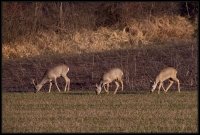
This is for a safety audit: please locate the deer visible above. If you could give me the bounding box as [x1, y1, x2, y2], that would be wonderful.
[32, 64, 70, 93]
[95, 68, 124, 95]
[150, 67, 180, 94]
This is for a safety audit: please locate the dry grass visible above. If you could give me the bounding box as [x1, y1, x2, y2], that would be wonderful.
[126, 15, 195, 43]
[2, 15, 196, 60]
[2, 90, 197, 133]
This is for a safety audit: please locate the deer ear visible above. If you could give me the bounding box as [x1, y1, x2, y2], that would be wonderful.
[96, 84, 98, 87]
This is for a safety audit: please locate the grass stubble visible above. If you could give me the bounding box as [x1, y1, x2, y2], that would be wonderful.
[2, 90, 197, 133]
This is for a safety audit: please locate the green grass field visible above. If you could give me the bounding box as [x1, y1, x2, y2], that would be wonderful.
[2, 90, 198, 133]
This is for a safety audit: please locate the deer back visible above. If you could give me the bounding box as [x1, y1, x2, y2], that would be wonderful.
[103, 68, 123, 81]
[156, 67, 177, 82]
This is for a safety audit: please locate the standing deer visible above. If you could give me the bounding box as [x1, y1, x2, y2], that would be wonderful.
[151, 67, 180, 94]
[96, 68, 124, 95]
[32, 64, 70, 93]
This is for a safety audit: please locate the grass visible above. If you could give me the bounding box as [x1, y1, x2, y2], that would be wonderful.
[2, 90, 198, 133]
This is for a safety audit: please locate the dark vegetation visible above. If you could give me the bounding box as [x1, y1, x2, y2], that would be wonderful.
[2, 43, 197, 92]
[2, 2, 198, 42]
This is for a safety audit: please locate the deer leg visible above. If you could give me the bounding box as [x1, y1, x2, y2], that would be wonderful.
[54, 78, 61, 92]
[48, 81, 52, 93]
[158, 82, 163, 94]
[119, 79, 123, 91]
[103, 84, 106, 91]
[62, 76, 70, 92]
[106, 83, 110, 92]
[62, 76, 67, 92]
[161, 82, 166, 92]
[165, 80, 174, 93]
[114, 81, 120, 94]
[67, 79, 70, 92]
[103, 81, 109, 94]
[161, 84, 166, 92]
[172, 77, 180, 93]
[103, 84, 109, 94]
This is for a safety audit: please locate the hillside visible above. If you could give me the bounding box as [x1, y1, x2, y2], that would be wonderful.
[2, 2, 198, 92]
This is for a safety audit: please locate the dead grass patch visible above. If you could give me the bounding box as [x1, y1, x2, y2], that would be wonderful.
[2, 15, 196, 60]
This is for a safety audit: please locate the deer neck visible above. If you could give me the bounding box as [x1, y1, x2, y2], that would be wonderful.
[155, 77, 160, 84]
[39, 77, 48, 86]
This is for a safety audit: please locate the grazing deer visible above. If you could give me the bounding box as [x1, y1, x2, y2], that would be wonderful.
[96, 68, 124, 95]
[32, 64, 70, 93]
[151, 67, 180, 94]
